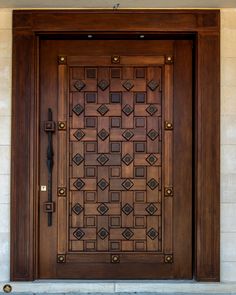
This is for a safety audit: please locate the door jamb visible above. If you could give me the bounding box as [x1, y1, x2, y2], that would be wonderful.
[11, 9, 220, 281]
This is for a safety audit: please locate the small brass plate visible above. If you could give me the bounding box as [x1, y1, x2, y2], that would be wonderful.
[3, 284, 12, 293]
[58, 187, 66, 196]
[57, 254, 66, 263]
[58, 55, 67, 65]
[58, 121, 66, 130]
[165, 254, 173, 264]
[165, 187, 173, 196]
[111, 55, 120, 64]
[164, 121, 173, 130]
[111, 254, 120, 263]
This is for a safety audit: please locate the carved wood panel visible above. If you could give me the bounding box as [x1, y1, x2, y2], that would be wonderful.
[57, 55, 173, 264]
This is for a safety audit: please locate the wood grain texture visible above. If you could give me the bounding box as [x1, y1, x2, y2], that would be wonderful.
[11, 10, 220, 281]
[195, 32, 220, 282]
[11, 30, 36, 281]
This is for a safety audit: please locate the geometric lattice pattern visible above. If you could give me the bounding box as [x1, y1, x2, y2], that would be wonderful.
[69, 65, 162, 253]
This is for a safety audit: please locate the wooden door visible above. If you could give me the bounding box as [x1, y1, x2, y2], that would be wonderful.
[39, 39, 192, 279]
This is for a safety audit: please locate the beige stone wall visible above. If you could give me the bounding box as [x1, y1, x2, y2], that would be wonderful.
[0, 7, 236, 289]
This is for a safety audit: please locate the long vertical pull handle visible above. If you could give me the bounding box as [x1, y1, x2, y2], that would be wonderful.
[44, 108, 55, 226]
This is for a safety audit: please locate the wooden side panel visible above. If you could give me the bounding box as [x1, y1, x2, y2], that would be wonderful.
[195, 32, 220, 282]
[11, 31, 36, 281]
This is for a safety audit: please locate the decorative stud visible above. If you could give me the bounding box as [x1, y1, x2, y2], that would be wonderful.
[165, 254, 173, 263]
[58, 187, 66, 196]
[72, 104, 84, 116]
[72, 203, 83, 215]
[122, 203, 134, 215]
[146, 104, 158, 116]
[122, 153, 133, 166]
[72, 153, 84, 166]
[165, 187, 173, 196]
[147, 129, 159, 141]
[97, 154, 109, 166]
[73, 228, 85, 240]
[97, 178, 109, 190]
[73, 178, 85, 190]
[122, 228, 134, 240]
[146, 154, 158, 165]
[122, 179, 134, 190]
[145, 203, 157, 215]
[147, 80, 159, 91]
[165, 121, 173, 130]
[44, 121, 55, 132]
[165, 55, 174, 64]
[98, 227, 109, 239]
[112, 55, 120, 64]
[122, 130, 134, 141]
[3, 284, 12, 293]
[57, 254, 66, 263]
[74, 80, 86, 91]
[98, 129, 109, 141]
[97, 104, 109, 116]
[74, 129, 85, 141]
[147, 228, 159, 240]
[122, 80, 134, 91]
[98, 79, 110, 91]
[58, 55, 67, 64]
[97, 203, 109, 215]
[43, 202, 55, 213]
[147, 178, 159, 190]
[111, 254, 120, 263]
[122, 104, 133, 116]
[58, 121, 66, 130]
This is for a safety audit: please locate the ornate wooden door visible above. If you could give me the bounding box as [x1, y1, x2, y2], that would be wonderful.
[39, 39, 192, 279]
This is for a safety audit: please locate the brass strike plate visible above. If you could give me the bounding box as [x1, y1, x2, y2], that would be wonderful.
[164, 121, 173, 130]
[58, 187, 66, 196]
[111, 254, 120, 263]
[165, 254, 173, 264]
[57, 254, 66, 263]
[58, 121, 66, 130]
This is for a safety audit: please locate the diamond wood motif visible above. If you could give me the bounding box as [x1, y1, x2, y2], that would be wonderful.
[147, 228, 159, 240]
[97, 104, 109, 116]
[72, 203, 84, 215]
[147, 80, 159, 91]
[74, 129, 85, 141]
[122, 154, 133, 166]
[73, 178, 85, 190]
[73, 228, 85, 240]
[98, 79, 110, 91]
[122, 203, 134, 215]
[98, 228, 109, 239]
[97, 178, 109, 190]
[122, 80, 134, 91]
[68, 64, 166, 257]
[147, 129, 159, 141]
[74, 80, 86, 91]
[122, 228, 134, 240]
[97, 203, 109, 215]
[97, 154, 109, 165]
[72, 104, 84, 116]
[72, 153, 84, 166]
[146, 105, 157, 116]
[122, 130, 134, 141]
[98, 129, 109, 141]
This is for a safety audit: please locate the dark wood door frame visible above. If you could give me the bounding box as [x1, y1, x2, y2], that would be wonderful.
[11, 9, 220, 281]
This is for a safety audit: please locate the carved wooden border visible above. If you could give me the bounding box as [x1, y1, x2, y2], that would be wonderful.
[11, 10, 220, 281]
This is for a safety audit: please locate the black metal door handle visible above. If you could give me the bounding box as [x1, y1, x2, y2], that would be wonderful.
[44, 108, 55, 226]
